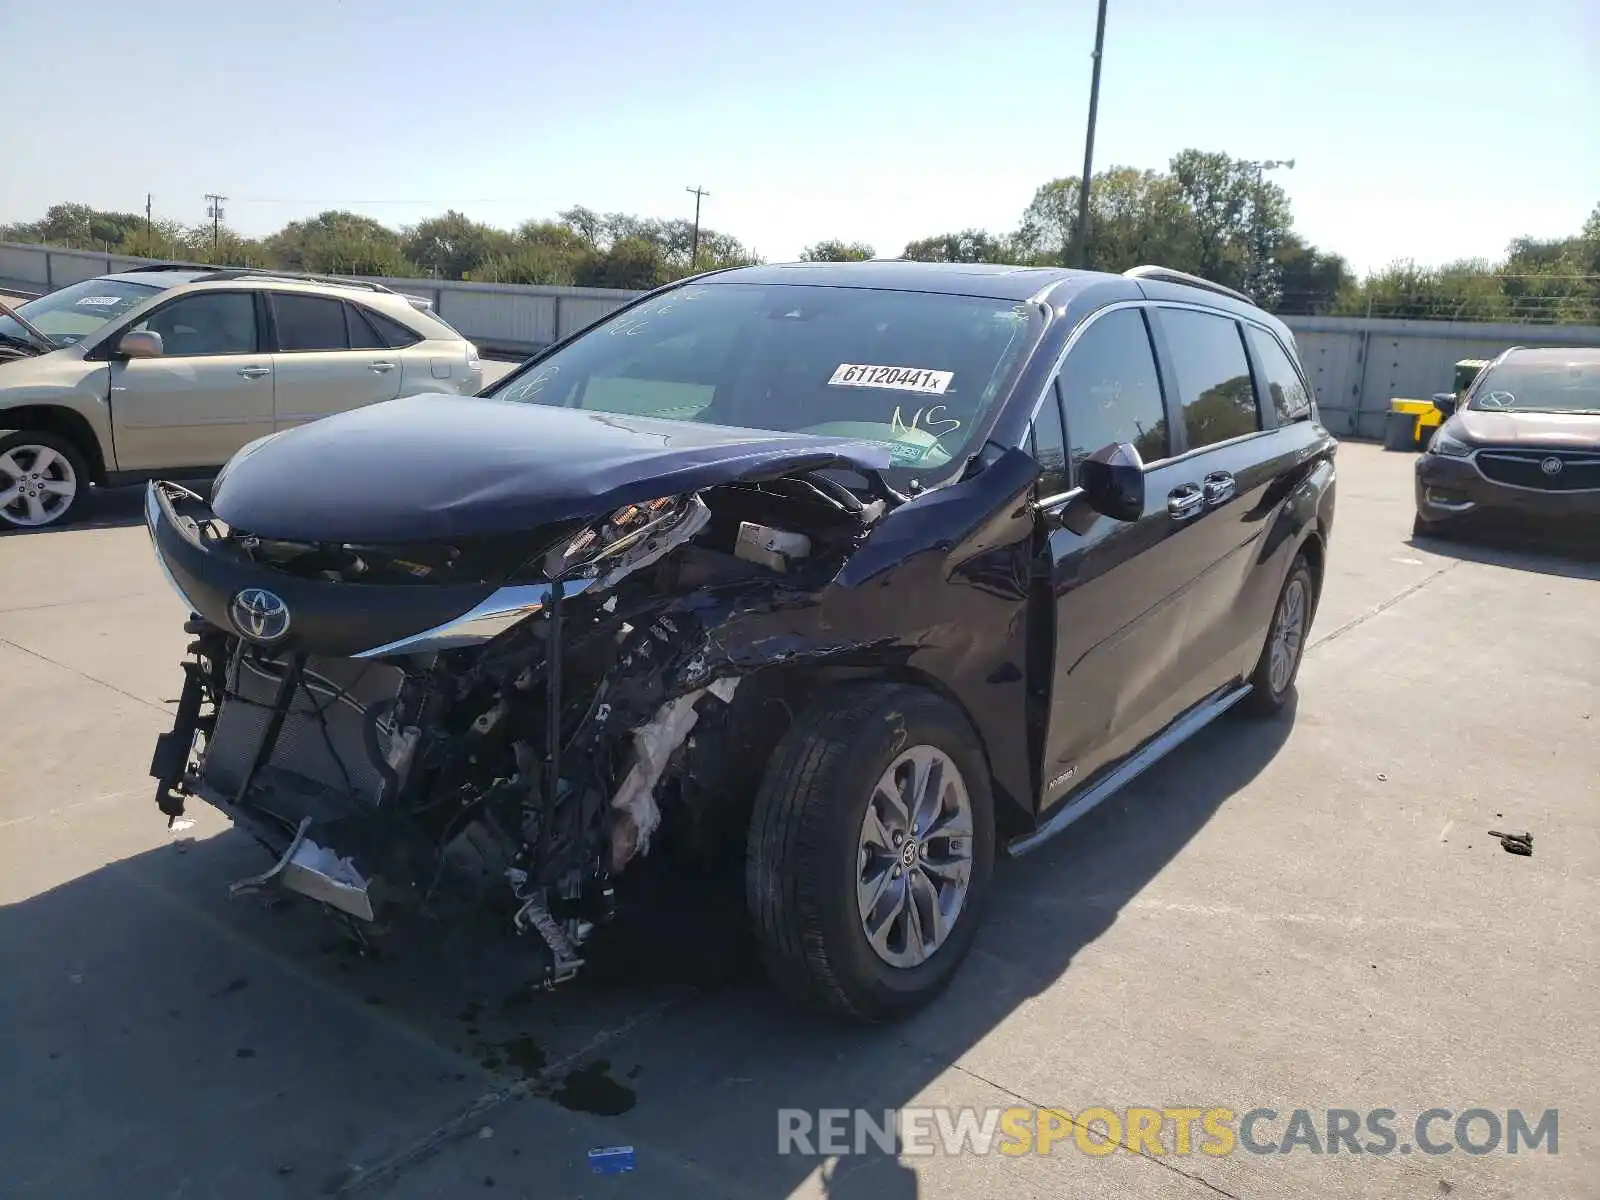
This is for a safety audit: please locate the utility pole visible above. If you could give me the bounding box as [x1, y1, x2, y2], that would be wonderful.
[204, 193, 227, 252]
[685, 186, 709, 270]
[1071, 0, 1109, 269]
[145, 193, 153, 239]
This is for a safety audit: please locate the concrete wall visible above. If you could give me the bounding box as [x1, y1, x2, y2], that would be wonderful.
[1286, 316, 1600, 439]
[6, 240, 1600, 441]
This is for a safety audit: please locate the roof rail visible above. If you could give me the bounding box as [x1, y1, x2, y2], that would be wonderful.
[116, 262, 396, 294]
[118, 261, 222, 274]
[1122, 265, 1252, 305]
[190, 267, 396, 294]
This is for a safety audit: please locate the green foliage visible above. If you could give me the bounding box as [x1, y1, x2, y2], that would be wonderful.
[267, 210, 415, 277]
[575, 237, 667, 290]
[801, 240, 875, 262]
[901, 229, 1011, 263]
[403, 210, 515, 279]
[4, 189, 1595, 322]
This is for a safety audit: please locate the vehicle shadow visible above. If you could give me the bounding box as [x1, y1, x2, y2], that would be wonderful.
[1408, 532, 1600, 580]
[0, 702, 1296, 1199]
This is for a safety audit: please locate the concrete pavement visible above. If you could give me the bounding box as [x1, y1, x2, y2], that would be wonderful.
[0, 443, 1595, 1199]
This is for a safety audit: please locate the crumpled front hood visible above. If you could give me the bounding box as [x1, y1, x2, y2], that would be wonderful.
[210, 393, 895, 542]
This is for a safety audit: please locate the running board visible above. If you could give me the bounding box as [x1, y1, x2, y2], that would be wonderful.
[1006, 683, 1254, 857]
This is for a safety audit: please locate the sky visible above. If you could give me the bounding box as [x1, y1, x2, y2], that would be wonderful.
[2, 0, 1596, 276]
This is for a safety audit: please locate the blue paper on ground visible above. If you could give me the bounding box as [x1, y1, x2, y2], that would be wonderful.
[588, 1145, 637, 1174]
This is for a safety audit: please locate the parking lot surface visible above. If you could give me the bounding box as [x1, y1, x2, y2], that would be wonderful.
[1, 442, 1596, 1199]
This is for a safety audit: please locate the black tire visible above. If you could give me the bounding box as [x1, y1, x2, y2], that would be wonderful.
[746, 682, 996, 1022]
[0, 429, 91, 531]
[1412, 512, 1452, 542]
[1240, 554, 1316, 718]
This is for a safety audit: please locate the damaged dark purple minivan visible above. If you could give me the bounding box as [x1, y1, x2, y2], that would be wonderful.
[144, 262, 1336, 1021]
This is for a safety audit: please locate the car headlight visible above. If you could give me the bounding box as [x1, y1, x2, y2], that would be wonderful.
[1427, 430, 1473, 458]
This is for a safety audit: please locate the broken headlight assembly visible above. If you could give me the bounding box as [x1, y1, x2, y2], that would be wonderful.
[542, 495, 712, 585]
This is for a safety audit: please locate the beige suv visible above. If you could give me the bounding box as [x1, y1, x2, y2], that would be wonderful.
[0, 266, 483, 529]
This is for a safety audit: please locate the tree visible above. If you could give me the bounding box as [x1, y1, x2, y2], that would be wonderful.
[266, 210, 412, 276]
[901, 229, 1012, 263]
[1274, 236, 1351, 316]
[1168, 150, 1258, 288]
[800, 240, 875, 262]
[3, 203, 147, 250]
[575, 236, 665, 290]
[403, 210, 514, 279]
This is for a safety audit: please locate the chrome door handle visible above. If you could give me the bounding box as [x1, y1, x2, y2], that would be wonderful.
[369, 361, 396, 373]
[1202, 471, 1237, 505]
[1167, 485, 1204, 521]
[238, 366, 271, 379]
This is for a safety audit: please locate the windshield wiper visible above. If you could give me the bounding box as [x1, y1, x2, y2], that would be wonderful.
[0, 331, 44, 356]
[0, 297, 58, 352]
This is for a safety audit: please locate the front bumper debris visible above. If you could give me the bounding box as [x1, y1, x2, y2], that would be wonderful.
[228, 817, 375, 921]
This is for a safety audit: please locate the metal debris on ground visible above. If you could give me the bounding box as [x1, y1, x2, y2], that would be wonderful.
[1487, 830, 1533, 856]
[587, 1146, 637, 1175]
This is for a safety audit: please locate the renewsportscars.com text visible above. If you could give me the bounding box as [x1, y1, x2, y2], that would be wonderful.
[778, 1106, 1559, 1158]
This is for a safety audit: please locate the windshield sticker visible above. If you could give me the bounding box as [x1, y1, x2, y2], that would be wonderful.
[1479, 390, 1516, 409]
[828, 364, 953, 395]
[74, 295, 124, 308]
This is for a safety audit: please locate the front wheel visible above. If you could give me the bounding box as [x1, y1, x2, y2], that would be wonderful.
[746, 683, 995, 1022]
[1241, 554, 1316, 718]
[0, 430, 90, 531]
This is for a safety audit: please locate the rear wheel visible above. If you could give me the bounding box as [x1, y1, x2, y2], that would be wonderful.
[1241, 555, 1315, 717]
[746, 682, 995, 1022]
[0, 431, 89, 530]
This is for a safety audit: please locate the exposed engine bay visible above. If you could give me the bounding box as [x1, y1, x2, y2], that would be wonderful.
[147, 469, 908, 989]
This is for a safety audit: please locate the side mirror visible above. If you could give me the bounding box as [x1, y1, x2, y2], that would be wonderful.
[1078, 441, 1146, 522]
[1430, 392, 1457, 417]
[117, 330, 164, 359]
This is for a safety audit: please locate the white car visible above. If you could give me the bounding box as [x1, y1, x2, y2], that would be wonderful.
[0, 266, 484, 529]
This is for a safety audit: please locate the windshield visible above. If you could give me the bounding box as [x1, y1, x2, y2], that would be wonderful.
[483, 282, 1041, 484]
[1468, 355, 1600, 414]
[0, 278, 161, 347]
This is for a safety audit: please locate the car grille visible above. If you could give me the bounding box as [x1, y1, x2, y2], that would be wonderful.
[1476, 450, 1600, 492]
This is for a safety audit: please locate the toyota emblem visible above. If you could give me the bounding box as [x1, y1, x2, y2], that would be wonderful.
[230, 587, 291, 642]
[1539, 456, 1564, 476]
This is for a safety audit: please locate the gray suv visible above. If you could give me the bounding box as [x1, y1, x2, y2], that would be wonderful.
[0, 266, 483, 529]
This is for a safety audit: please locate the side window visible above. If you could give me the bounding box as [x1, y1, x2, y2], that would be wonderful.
[1057, 307, 1170, 471]
[1159, 308, 1261, 449]
[1030, 391, 1068, 496]
[362, 307, 424, 349]
[132, 292, 258, 357]
[273, 294, 350, 352]
[1245, 326, 1312, 424]
[345, 303, 388, 350]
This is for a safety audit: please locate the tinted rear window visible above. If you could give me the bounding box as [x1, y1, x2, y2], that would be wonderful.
[1245, 325, 1312, 424]
[1159, 308, 1261, 449]
[273, 293, 349, 351]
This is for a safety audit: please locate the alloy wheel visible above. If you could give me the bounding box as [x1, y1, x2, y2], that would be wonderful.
[1268, 576, 1308, 694]
[856, 745, 974, 969]
[0, 444, 78, 528]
